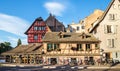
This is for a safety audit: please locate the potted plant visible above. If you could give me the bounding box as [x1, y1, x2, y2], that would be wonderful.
[56, 48, 61, 51]
[87, 49, 92, 51]
[95, 47, 99, 50]
[47, 48, 53, 52]
[78, 48, 84, 51]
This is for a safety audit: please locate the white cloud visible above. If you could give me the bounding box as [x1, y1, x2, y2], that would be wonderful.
[44, 2, 66, 16]
[7, 36, 28, 47]
[0, 13, 30, 37]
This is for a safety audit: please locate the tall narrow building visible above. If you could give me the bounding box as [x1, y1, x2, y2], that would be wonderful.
[25, 17, 47, 43]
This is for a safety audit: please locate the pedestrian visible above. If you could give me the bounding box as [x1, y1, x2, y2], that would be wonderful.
[97, 58, 101, 66]
[79, 58, 82, 65]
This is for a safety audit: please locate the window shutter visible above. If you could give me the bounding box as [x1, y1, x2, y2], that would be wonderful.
[112, 39, 114, 48]
[114, 25, 117, 34]
[104, 25, 107, 34]
[111, 25, 114, 33]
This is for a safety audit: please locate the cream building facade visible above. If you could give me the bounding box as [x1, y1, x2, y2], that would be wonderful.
[89, 0, 120, 61]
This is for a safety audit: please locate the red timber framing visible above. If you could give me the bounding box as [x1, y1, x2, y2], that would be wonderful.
[25, 17, 47, 43]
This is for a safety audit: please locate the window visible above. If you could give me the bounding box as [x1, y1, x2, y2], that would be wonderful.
[47, 43, 53, 51]
[38, 26, 45, 30]
[42, 27, 44, 30]
[81, 26, 84, 29]
[107, 25, 112, 33]
[77, 44, 82, 50]
[95, 44, 98, 47]
[107, 39, 114, 48]
[34, 26, 38, 30]
[39, 27, 42, 30]
[47, 43, 59, 51]
[43, 26, 46, 30]
[42, 26, 45, 30]
[116, 52, 118, 58]
[77, 26, 79, 31]
[104, 25, 117, 34]
[109, 14, 115, 20]
[54, 44, 59, 49]
[86, 44, 91, 50]
[34, 35, 38, 40]
[95, 44, 99, 49]
[63, 35, 71, 38]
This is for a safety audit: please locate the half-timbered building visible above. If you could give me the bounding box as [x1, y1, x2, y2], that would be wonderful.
[42, 32, 101, 65]
[25, 17, 47, 43]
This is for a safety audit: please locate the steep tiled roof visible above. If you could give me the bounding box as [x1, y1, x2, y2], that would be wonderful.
[42, 32, 100, 43]
[45, 14, 65, 32]
[84, 9, 104, 32]
[1, 44, 43, 55]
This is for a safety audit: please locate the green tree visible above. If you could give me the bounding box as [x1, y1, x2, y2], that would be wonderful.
[0, 42, 12, 54]
[17, 39, 22, 46]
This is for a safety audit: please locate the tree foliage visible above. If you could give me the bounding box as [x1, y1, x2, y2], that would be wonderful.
[17, 39, 22, 46]
[0, 42, 13, 54]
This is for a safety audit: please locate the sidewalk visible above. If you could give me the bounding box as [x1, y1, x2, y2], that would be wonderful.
[1, 63, 120, 69]
[0, 63, 43, 67]
[87, 64, 120, 69]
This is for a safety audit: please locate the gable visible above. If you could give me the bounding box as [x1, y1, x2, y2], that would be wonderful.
[89, 0, 116, 33]
[25, 17, 46, 34]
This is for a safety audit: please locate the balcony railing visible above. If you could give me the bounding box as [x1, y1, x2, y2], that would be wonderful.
[46, 49, 100, 56]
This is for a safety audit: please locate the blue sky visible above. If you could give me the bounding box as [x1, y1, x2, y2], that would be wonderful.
[0, 0, 111, 47]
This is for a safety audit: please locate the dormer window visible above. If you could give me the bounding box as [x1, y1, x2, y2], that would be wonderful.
[60, 34, 63, 38]
[81, 33, 86, 39]
[63, 35, 71, 38]
[86, 35, 91, 38]
[80, 33, 91, 39]
[82, 35, 85, 39]
[58, 31, 64, 38]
